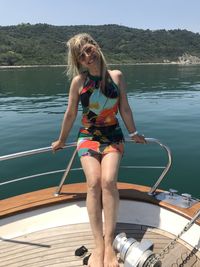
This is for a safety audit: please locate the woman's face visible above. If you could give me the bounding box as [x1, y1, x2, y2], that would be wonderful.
[78, 43, 100, 67]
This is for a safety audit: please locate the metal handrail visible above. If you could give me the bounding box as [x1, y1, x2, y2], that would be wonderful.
[144, 138, 172, 195]
[123, 138, 172, 195]
[0, 138, 172, 197]
[0, 142, 76, 161]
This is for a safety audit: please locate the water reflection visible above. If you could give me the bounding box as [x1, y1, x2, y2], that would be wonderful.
[1, 65, 200, 114]
[0, 95, 65, 113]
[0, 67, 68, 97]
[1, 65, 200, 98]
[115, 64, 200, 93]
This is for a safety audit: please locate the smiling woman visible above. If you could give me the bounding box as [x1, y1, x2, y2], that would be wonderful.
[51, 33, 146, 267]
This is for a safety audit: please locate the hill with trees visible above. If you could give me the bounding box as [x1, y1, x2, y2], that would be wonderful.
[0, 23, 200, 66]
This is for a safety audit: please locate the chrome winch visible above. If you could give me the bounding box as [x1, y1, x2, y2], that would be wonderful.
[113, 233, 161, 267]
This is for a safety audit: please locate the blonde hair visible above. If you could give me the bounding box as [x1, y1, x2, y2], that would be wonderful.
[66, 33, 108, 89]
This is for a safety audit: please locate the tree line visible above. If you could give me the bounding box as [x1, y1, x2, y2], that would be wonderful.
[0, 23, 200, 66]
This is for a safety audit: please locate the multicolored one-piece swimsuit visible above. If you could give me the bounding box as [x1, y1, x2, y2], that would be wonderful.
[77, 72, 124, 157]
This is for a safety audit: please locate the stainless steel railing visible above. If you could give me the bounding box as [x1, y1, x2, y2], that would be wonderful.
[0, 138, 172, 196]
[0, 142, 76, 187]
[142, 138, 172, 195]
[0, 142, 76, 161]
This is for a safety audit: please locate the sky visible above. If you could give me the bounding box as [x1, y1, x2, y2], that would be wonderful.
[0, 0, 200, 33]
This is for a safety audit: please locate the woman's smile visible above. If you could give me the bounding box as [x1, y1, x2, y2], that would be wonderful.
[87, 54, 97, 64]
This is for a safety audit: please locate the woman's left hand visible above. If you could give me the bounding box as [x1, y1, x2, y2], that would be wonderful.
[131, 134, 147, 144]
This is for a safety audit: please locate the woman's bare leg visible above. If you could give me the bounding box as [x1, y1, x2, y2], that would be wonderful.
[80, 155, 104, 267]
[101, 152, 121, 267]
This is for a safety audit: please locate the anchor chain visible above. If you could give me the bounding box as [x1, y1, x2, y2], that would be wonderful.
[146, 209, 200, 267]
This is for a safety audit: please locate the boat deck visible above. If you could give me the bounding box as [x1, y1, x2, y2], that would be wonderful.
[0, 222, 199, 267]
[0, 183, 200, 266]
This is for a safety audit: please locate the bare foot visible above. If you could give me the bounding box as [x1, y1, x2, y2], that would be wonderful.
[88, 247, 104, 267]
[104, 245, 119, 267]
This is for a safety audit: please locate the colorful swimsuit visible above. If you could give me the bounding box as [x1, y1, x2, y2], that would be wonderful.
[77, 72, 124, 157]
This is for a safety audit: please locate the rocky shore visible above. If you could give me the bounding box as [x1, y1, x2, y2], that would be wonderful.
[177, 53, 200, 64]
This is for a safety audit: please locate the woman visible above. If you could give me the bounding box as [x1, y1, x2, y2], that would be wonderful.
[52, 33, 146, 267]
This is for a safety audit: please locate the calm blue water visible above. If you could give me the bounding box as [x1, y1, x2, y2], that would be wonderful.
[0, 65, 200, 199]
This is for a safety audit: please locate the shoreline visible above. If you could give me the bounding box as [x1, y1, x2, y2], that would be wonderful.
[1, 62, 200, 69]
[0, 64, 67, 69]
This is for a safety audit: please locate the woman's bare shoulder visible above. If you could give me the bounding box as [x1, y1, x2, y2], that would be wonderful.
[108, 69, 124, 86]
[70, 73, 86, 93]
[109, 69, 123, 77]
[71, 73, 86, 85]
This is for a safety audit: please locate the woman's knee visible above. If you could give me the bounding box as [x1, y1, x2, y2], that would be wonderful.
[101, 176, 117, 191]
[87, 176, 101, 194]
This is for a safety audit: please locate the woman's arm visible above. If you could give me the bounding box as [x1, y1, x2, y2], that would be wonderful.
[51, 75, 82, 151]
[117, 70, 146, 143]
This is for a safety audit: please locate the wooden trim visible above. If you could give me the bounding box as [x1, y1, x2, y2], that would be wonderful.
[0, 183, 200, 225]
[0, 183, 87, 219]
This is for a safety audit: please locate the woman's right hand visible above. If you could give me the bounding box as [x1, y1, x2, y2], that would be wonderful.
[51, 140, 65, 152]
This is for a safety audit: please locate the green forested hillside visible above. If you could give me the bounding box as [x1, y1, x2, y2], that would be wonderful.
[0, 23, 200, 66]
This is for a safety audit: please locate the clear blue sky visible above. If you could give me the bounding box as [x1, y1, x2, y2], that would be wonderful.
[1, 0, 200, 33]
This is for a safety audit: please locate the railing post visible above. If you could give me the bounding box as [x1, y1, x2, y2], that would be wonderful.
[54, 148, 77, 196]
[125, 138, 172, 196]
[146, 139, 172, 195]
